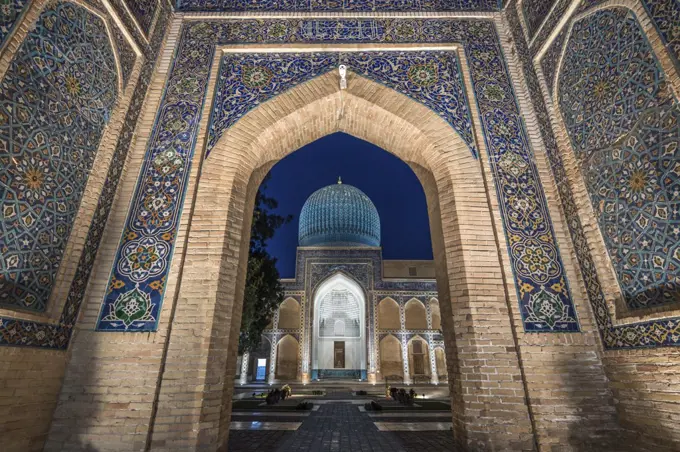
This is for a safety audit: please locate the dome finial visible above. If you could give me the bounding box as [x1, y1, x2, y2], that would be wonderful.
[337, 176, 342, 184]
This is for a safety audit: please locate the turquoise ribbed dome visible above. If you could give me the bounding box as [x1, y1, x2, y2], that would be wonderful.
[299, 180, 380, 247]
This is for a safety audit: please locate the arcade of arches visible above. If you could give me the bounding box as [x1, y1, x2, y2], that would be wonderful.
[1, 0, 680, 451]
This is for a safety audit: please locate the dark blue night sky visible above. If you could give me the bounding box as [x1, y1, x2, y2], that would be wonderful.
[262, 132, 433, 278]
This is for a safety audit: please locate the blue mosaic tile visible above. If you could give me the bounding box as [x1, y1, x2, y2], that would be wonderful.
[507, 2, 680, 347]
[110, 19, 136, 87]
[125, 0, 157, 36]
[640, 0, 680, 71]
[98, 18, 579, 334]
[0, 2, 172, 348]
[529, 0, 571, 53]
[206, 51, 477, 157]
[521, 0, 555, 38]
[539, 27, 565, 96]
[559, 8, 678, 309]
[176, 0, 502, 12]
[0, 1, 118, 312]
[0, 1, 29, 48]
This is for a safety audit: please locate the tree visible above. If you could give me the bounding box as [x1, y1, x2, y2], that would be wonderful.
[238, 174, 292, 354]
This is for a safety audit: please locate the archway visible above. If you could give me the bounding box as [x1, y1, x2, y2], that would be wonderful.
[311, 273, 366, 380]
[378, 297, 400, 329]
[275, 335, 299, 381]
[404, 298, 428, 330]
[154, 70, 531, 449]
[407, 335, 430, 377]
[278, 297, 300, 329]
[379, 334, 404, 380]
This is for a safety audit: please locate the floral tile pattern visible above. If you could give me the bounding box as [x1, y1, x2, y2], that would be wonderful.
[206, 51, 477, 157]
[0, 1, 118, 312]
[97, 18, 579, 334]
[507, 1, 680, 347]
[175, 0, 502, 12]
[110, 20, 136, 88]
[0, 2, 171, 348]
[558, 8, 679, 309]
[539, 27, 565, 95]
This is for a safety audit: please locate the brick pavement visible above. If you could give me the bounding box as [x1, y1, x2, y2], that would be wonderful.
[227, 402, 455, 451]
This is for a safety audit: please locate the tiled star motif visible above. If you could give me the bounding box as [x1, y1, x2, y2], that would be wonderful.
[559, 8, 678, 309]
[507, 1, 680, 348]
[207, 51, 477, 157]
[0, 1, 118, 312]
[559, 8, 674, 160]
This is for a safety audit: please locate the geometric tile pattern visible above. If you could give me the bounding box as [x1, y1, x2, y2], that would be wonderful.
[0, 0, 29, 48]
[558, 8, 678, 310]
[124, 0, 157, 36]
[506, 2, 680, 347]
[175, 0, 502, 12]
[207, 51, 477, 157]
[110, 21, 136, 88]
[98, 18, 579, 333]
[640, 0, 680, 71]
[582, 105, 680, 308]
[0, 2, 171, 348]
[529, 0, 571, 53]
[0, 1, 118, 312]
[558, 8, 673, 159]
[520, 0, 555, 38]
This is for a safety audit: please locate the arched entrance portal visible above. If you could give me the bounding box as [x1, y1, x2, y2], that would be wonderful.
[312, 273, 367, 380]
[152, 69, 534, 450]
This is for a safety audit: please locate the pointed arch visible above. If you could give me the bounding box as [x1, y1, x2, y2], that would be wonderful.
[407, 335, 430, 376]
[378, 297, 400, 330]
[434, 347, 447, 380]
[275, 334, 299, 380]
[404, 298, 428, 330]
[379, 334, 403, 380]
[278, 297, 300, 330]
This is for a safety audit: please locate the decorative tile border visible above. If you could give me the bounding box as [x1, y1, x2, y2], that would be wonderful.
[0, 1, 30, 49]
[175, 0, 502, 12]
[507, 0, 680, 348]
[98, 18, 579, 334]
[0, 2, 171, 349]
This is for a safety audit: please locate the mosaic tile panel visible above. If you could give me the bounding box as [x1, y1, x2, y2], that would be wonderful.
[521, 0, 555, 38]
[175, 0, 502, 12]
[539, 27, 565, 96]
[558, 8, 673, 159]
[0, 2, 171, 348]
[506, 2, 680, 347]
[0, 1, 118, 312]
[125, 0, 157, 36]
[207, 51, 476, 157]
[98, 18, 579, 333]
[0, 0, 29, 48]
[559, 8, 679, 309]
[110, 20, 136, 88]
[529, 0, 571, 52]
[640, 0, 680, 71]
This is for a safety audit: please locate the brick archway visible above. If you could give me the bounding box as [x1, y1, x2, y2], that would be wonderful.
[151, 72, 534, 450]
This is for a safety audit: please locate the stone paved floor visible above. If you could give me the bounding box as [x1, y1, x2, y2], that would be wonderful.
[227, 402, 456, 451]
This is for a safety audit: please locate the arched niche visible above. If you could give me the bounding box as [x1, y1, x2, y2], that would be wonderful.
[278, 297, 300, 329]
[311, 273, 366, 376]
[275, 335, 299, 381]
[434, 347, 447, 380]
[430, 299, 441, 330]
[407, 335, 430, 376]
[378, 297, 400, 330]
[379, 334, 403, 380]
[404, 298, 427, 330]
